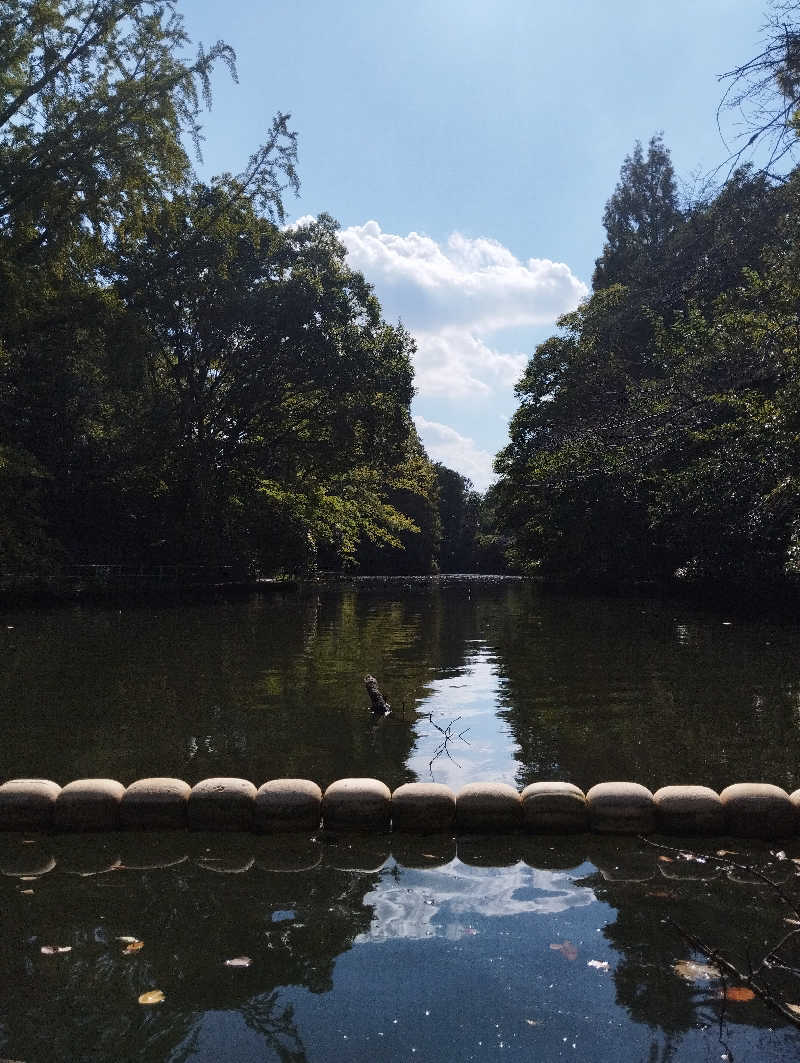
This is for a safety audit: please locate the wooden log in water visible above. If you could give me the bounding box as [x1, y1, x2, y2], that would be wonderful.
[364, 674, 390, 714]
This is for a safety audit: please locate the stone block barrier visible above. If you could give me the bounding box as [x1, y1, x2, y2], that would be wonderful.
[1, 776, 799, 838]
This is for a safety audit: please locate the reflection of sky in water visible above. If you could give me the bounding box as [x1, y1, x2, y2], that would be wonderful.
[408, 644, 522, 786]
[357, 858, 596, 943]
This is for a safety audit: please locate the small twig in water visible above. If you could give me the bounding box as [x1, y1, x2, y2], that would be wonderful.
[639, 836, 800, 1029]
[418, 712, 470, 774]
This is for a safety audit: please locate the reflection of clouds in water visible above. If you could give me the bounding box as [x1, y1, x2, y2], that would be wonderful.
[409, 648, 523, 786]
[357, 859, 595, 943]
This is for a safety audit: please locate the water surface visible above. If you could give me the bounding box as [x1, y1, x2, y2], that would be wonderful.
[3, 579, 800, 1061]
[2, 579, 800, 791]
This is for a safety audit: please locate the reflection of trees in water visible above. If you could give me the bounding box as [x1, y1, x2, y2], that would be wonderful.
[486, 585, 800, 791]
[0, 835, 383, 1063]
[578, 838, 799, 1044]
[0, 581, 520, 789]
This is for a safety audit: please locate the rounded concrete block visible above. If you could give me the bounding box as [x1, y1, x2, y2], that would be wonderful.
[0, 843, 57, 877]
[323, 834, 391, 872]
[121, 778, 191, 830]
[520, 837, 587, 870]
[51, 835, 121, 875]
[117, 833, 188, 869]
[254, 779, 322, 833]
[521, 782, 588, 833]
[255, 836, 322, 872]
[457, 835, 522, 867]
[391, 835, 456, 868]
[595, 851, 657, 882]
[653, 785, 724, 835]
[788, 788, 800, 830]
[455, 783, 522, 832]
[720, 783, 794, 838]
[391, 782, 455, 833]
[53, 779, 125, 831]
[586, 782, 655, 834]
[322, 778, 391, 831]
[0, 779, 61, 831]
[188, 778, 257, 831]
[196, 853, 255, 873]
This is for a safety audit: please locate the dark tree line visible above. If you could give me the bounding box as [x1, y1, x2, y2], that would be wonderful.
[495, 4, 800, 592]
[0, 1, 455, 583]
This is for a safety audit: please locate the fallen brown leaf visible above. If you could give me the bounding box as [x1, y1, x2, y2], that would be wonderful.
[722, 986, 755, 1002]
[549, 940, 578, 961]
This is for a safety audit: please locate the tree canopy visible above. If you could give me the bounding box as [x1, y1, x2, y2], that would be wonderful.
[495, 6, 800, 591]
[0, 1, 440, 583]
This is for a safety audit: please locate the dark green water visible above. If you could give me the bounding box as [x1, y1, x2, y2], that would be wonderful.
[3, 579, 800, 1061]
[2, 579, 800, 791]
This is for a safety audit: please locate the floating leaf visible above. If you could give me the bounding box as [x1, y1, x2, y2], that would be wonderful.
[773, 851, 788, 861]
[786, 1003, 800, 1016]
[658, 855, 673, 863]
[673, 960, 721, 984]
[40, 945, 71, 955]
[20, 889, 34, 895]
[716, 850, 738, 857]
[525, 1019, 541, 1026]
[646, 889, 674, 899]
[123, 941, 144, 953]
[138, 990, 164, 1005]
[587, 959, 609, 970]
[117, 935, 140, 944]
[723, 986, 755, 1002]
[785, 918, 800, 927]
[549, 940, 578, 961]
[225, 956, 252, 967]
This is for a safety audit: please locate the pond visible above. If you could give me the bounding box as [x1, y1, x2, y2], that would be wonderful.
[2, 578, 800, 1061]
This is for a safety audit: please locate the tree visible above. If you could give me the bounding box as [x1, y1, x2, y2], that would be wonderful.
[718, 0, 800, 172]
[593, 134, 681, 292]
[435, 464, 481, 573]
[0, 2, 300, 576]
[112, 198, 418, 571]
[495, 126, 797, 587]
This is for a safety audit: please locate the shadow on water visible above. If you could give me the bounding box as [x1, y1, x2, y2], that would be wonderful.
[1, 832, 800, 1062]
[4, 581, 800, 1058]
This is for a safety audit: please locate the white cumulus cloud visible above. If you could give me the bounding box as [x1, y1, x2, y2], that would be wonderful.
[414, 416, 495, 492]
[289, 215, 587, 487]
[339, 221, 586, 336]
[337, 220, 586, 402]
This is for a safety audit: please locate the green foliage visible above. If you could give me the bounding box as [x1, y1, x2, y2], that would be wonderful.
[497, 121, 800, 589]
[354, 426, 442, 576]
[0, 2, 427, 582]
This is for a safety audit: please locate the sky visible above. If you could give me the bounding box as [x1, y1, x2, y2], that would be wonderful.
[187, 0, 769, 489]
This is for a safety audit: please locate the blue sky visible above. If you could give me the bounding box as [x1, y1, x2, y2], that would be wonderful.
[188, 0, 767, 488]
